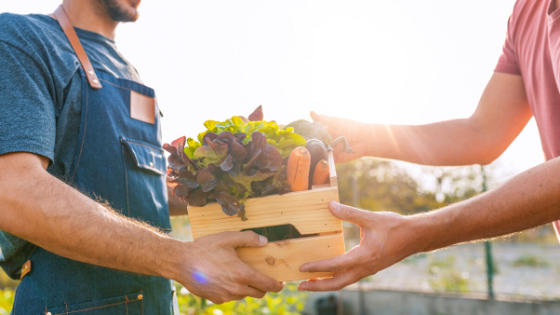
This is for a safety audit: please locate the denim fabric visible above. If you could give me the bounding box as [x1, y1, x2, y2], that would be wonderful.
[0, 13, 144, 278]
[11, 69, 173, 315]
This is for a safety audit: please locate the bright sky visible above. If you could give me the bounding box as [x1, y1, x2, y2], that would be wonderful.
[1, 0, 545, 181]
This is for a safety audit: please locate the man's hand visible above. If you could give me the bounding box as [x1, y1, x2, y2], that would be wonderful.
[298, 155, 560, 292]
[179, 231, 284, 304]
[310, 112, 371, 164]
[311, 73, 532, 166]
[298, 201, 418, 292]
[0, 153, 282, 303]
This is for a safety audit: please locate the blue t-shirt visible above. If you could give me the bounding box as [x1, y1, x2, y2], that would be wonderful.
[0, 13, 143, 278]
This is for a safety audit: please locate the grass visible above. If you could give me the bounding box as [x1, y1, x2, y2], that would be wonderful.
[0, 289, 15, 315]
[0, 283, 307, 315]
[428, 271, 470, 293]
[427, 256, 470, 293]
[513, 255, 550, 268]
[175, 282, 307, 315]
[402, 253, 427, 264]
[0, 284, 307, 315]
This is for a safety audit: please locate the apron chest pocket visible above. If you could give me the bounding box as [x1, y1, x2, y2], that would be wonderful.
[46, 291, 144, 315]
[120, 137, 171, 230]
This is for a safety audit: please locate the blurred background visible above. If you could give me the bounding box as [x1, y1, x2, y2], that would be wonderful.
[2, 0, 558, 314]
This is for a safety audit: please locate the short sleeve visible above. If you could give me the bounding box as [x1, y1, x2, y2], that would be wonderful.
[0, 40, 56, 163]
[495, 16, 522, 75]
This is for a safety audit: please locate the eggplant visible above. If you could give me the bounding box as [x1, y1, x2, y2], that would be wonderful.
[306, 139, 328, 188]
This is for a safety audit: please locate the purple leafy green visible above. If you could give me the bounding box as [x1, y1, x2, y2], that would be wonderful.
[164, 106, 304, 220]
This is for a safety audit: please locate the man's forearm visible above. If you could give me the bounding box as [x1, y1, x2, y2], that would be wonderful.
[321, 73, 531, 166]
[362, 120, 496, 166]
[414, 156, 560, 253]
[0, 157, 185, 281]
[371, 74, 531, 165]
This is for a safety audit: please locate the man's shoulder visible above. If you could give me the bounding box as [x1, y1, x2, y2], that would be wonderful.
[0, 13, 54, 38]
[0, 12, 35, 29]
[0, 13, 65, 52]
[0, 13, 80, 79]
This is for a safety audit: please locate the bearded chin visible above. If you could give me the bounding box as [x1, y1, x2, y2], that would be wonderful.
[98, 0, 139, 22]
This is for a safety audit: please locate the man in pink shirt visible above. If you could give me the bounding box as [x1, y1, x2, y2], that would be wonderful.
[298, 0, 560, 292]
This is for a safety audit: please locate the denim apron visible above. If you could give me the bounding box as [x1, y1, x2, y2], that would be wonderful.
[11, 8, 176, 315]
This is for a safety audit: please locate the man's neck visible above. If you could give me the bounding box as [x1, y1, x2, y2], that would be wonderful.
[51, 0, 119, 40]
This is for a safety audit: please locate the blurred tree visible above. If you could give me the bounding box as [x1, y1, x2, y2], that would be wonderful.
[336, 158, 492, 215]
[336, 158, 557, 243]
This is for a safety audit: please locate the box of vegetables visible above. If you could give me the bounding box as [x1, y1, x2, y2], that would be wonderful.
[164, 106, 353, 282]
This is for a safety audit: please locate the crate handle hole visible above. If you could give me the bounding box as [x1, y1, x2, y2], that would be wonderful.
[241, 224, 318, 242]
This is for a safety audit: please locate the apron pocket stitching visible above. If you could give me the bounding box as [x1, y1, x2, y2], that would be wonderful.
[48, 293, 143, 315]
[51, 299, 141, 315]
[124, 139, 164, 153]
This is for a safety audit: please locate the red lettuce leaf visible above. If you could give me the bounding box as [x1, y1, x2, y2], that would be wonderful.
[248, 105, 263, 121]
[196, 168, 218, 192]
[166, 125, 291, 221]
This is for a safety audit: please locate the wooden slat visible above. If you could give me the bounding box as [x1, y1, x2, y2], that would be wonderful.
[188, 144, 345, 282]
[236, 233, 345, 282]
[189, 186, 341, 239]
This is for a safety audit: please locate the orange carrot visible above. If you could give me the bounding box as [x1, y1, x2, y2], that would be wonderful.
[287, 146, 311, 192]
[312, 159, 330, 186]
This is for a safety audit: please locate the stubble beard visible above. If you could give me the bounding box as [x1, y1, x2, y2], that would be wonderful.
[93, 0, 139, 23]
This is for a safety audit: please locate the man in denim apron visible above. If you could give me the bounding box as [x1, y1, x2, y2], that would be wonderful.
[0, 1, 283, 314]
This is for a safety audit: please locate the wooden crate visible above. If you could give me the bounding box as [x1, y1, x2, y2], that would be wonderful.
[188, 151, 345, 282]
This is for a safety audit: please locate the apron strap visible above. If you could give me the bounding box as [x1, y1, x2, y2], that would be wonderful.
[53, 5, 103, 89]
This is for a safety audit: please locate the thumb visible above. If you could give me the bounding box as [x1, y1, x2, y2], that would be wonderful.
[310, 111, 323, 122]
[329, 201, 371, 226]
[310, 112, 348, 137]
[225, 231, 268, 248]
[310, 111, 337, 126]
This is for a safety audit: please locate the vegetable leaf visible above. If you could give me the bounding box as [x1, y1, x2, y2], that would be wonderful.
[231, 170, 276, 193]
[164, 106, 306, 220]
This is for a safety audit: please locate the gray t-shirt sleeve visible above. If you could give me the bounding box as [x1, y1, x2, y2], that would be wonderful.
[0, 40, 56, 163]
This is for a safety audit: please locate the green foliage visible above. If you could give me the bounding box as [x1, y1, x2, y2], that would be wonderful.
[0, 273, 19, 291]
[513, 255, 550, 268]
[175, 283, 307, 315]
[427, 256, 470, 293]
[337, 159, 444, 214]
[0, 284, 308, 315]
[337, 158, 558, 243]
[0, 289, 15, 315]
[429, 271, 470, 293]
[402, 253, 427, 264]
[166, 111, 307, 220]
[200, 117, 306, 158]
[500, 225, 559, 244]
[336, 158, 491, 215]
[427, 256, 457, 275]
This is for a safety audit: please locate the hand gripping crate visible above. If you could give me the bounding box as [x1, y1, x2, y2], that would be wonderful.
[188, 151, 345, 282]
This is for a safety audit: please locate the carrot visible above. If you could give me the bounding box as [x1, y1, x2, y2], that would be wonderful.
[312, 159, 330, 186]
[287, 146, 311, 192]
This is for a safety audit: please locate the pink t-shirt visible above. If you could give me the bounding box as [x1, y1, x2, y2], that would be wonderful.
[496, 0, 560, 160]
[495, 0, 560, 237]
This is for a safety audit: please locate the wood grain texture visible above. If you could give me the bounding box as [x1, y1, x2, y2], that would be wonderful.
[188, 149, 345, 281]
[189, 186, 341, 239]
[236, 233, 345, 281]
[327, 150, 337, 188]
